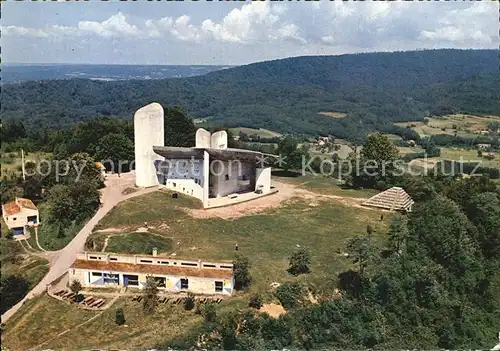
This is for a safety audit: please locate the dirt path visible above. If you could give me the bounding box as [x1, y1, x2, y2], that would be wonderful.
[34, 227, 47, 252]
[186, 180, 369, 219]
[101, 236, 110, 252]
[1, 173, 159, 323]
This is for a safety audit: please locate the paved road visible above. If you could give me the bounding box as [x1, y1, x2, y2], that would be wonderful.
[1, 174, 158, 323]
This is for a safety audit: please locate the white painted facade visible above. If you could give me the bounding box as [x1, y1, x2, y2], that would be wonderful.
[162, 157, 207, 204]
[2, 198, 40, 235]
[69, 252, 234, 295]
[134, 102, 165, 187]
[255, 167, 272, 193]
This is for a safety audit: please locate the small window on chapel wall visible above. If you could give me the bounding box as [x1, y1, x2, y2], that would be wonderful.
[225, 174, 229, 181]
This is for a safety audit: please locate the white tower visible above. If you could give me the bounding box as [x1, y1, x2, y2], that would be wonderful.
[134, 102, 164, 187]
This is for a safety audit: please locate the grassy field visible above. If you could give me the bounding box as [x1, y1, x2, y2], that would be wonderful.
[0, 238, 49, 288]
[394, 114, 500, 139]
[87, 231, 174, 255]
[437, 147, 500, 169]
[3, 181, 391, 349]
[0, 151, 52, 178]
[397, 146, 425, 155]
[36, 212, 86, 251]
[2, 293, 245, 350]
[95, 186, 387, 294]
[274, 174, 378, 198]
[317, 111, 347, 119]
[229, 127, 281, 138]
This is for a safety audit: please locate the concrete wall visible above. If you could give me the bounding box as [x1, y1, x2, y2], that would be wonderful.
[210, 131, 228, 149]
[210, 160, 255, 198]
[195, 128, 211, 148]
[255, 167, 272, 193]
[134, 103, 165, 187]
[3, 208, 39, 229]
[162, 158, 205, 202]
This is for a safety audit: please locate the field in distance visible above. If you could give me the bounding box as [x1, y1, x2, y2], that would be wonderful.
[394, 113, 500, 139]
[229, 127, 282, 138]
[317, 111, 347, 119]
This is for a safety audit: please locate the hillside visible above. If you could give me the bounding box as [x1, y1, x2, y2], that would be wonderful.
[2, 49, 499, 141]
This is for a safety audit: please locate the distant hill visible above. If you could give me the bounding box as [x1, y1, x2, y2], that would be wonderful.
[2, 49, 499, 141]
[1, 64, 231, 83]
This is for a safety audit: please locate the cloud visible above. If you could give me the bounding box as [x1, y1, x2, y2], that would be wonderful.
[78, 12, 141, 38]
[145, 15, 201, 41]
[146, 2, 303, 44]
[1, 1, 497, 64]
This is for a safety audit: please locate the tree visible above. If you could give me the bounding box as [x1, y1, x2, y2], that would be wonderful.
[0, 275, 29, 314]
[7, 241, 22, 264]
[69, 279, 82, 295]
[183, 292, 195, 310]
[346, 234, 377, 275]
[276, 282, 303, 309]
[248, 293, 262, 309]
[93, 133, 134, 173]
[142, 277, 158, 314]
[387, 214, 409, 256]
[164, 107, 196, 147]
[69, 279, 84, 302]
[288, 247, 311, 275]
[276, 136, 304, 172]
[466, 192, 500, 259]
[347, 133, 400, 190]
[203, 302, 217, 322]
[233, 255, 251, 290]
[115, 307, 126, 326]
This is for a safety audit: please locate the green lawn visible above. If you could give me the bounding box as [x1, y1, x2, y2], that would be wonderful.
[2, 294, 212, 350]
[229, 127, 281, 138]
[394, 114, 500, 139]
[106, 232, 174, 255]
[95, 188, 389, 294]
[274, 174, 378, 198]
[436, 147, 500, 169]
[0, 151, 53, 178]
[0, 238, 49, 289]
[3, 185, 392, 350]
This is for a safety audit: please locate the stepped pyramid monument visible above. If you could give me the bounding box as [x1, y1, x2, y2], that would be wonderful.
[362, 187, 414, 212]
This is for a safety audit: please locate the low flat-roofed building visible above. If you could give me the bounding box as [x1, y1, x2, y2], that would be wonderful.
[68, 252, 235, 295]
[1, 197, 40, 236]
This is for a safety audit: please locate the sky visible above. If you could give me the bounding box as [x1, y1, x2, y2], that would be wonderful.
[1, 0, 498, 65]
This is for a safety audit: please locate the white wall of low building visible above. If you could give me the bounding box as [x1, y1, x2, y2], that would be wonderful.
[69, 268, 233, 295]
[134, 102, 165, 187]
[2, 208, 39, 230]
[210, 160, 255, 198]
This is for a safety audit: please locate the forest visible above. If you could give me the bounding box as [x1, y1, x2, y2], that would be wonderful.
[2, 49, 499, 142]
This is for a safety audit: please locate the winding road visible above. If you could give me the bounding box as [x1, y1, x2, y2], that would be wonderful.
[1, 173, 158, 323]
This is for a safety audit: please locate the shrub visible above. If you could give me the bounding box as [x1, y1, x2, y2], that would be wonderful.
[248, 293, 262, 309]
[233, 255, 252, 290]
[69, 279, 83, 295]
[115, 308, 126, 325]
[203, 302, 217, 322]
[143, 277, 158, 314]
[288, 248, 311, 275]
[276, 282, 303, 309]
[184, 292, 195, 310]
